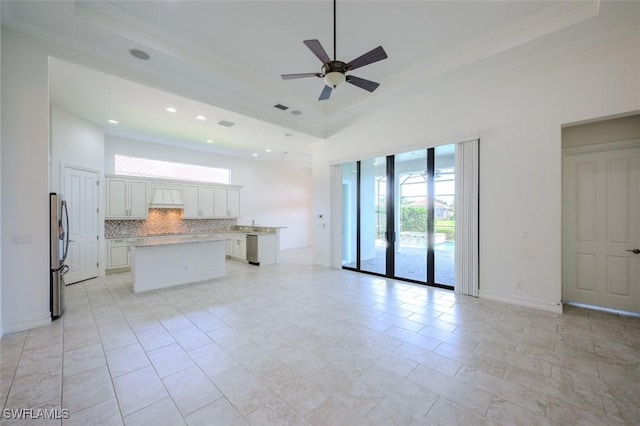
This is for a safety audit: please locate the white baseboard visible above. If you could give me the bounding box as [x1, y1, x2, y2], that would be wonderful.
[479, 290, 563, 314]
[1, 316, 51, 335]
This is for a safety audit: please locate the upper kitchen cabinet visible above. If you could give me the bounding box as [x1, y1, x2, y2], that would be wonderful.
[106, 177, 148, 219]
[228, 188, 241, 217]
[213, 187, 241, 218]
[183, 184, 215, 219]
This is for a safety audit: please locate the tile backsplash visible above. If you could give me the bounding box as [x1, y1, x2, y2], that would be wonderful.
[105, 209, 237, 238]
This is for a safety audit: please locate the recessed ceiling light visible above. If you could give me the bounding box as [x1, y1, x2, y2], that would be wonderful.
[291, 110, 302, 115]
[129, 48, 150, 60]
[206, 139, 214, 144]
[196, 115, 206, 120]
[252, 153, 259, 157]
[283, 133, 294, 137]
[108, 119, 118, 124]
[165, 107, 177, 113]
[265, 149, 272, 153]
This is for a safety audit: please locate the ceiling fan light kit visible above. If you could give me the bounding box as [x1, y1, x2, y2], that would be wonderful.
[324, 71, 346, 88]
[281, 0, 388, 100]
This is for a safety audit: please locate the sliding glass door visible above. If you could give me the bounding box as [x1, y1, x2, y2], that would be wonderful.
[394, 150, 428, 282]
[434, 145, 456, 286]
[359, 156, 388, 275]
[341, 145, 455, 288]
[341, 162, 358, 268]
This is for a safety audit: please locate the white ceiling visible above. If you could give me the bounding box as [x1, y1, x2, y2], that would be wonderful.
[1, 0, 605, 165]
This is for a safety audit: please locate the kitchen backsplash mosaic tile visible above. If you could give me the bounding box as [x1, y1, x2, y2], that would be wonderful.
[105, 209, 237, 238]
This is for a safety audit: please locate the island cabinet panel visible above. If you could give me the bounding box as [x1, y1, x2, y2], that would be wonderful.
[184, 184, 215, 218]
[106, 178, 148, 219]
[132, 238, 227, 293]
[257, 233, 276, 265]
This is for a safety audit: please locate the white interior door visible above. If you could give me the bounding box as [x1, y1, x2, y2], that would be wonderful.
[64, 167, 99, 284]
[563, 142, 640, 313]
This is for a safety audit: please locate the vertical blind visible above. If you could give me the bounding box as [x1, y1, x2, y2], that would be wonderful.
[455, 139, 480, 296]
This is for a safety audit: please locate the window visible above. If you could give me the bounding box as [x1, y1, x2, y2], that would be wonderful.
[114, 155, 230, 184]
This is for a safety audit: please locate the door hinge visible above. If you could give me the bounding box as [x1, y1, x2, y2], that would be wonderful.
[97, 180, 100, 186]
[97, 262, 99, 267]
[97, 235, 99, 240]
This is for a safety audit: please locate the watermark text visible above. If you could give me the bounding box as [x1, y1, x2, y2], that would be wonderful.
[2, 408, 69, 420]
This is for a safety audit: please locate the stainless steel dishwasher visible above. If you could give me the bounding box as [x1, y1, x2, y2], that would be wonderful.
[246, 234, 259, 265]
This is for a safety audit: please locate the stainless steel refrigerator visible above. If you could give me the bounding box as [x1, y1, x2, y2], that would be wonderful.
[50, 192, 69, 319]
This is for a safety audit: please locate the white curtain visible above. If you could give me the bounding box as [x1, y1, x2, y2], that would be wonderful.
[455, 139, 480, 297]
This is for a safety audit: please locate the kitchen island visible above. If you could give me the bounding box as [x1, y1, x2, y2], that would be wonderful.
[131, 236, 227, 293]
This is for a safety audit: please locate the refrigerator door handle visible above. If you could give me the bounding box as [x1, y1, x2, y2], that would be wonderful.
[60, 264, 70, 275]
[62, 200, 70, 262]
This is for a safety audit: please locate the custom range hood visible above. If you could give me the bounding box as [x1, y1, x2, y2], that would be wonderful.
[149, 187, 184, 209]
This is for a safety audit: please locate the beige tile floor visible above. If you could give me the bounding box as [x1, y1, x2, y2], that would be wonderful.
[1, 248, 639, 425]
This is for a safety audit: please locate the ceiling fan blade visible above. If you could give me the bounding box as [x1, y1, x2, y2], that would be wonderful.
[318, 85, 332, 101]
[346, 75, 380, 92]
[304, 39, 331, 64]
[281, 73, 322, 80]
[347, 46, 388, 71]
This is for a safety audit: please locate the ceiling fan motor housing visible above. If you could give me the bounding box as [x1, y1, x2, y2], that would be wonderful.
[322, 61, 349, 87]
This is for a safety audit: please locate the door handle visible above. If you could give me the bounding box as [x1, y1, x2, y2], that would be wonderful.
[626, 249, 640, 254]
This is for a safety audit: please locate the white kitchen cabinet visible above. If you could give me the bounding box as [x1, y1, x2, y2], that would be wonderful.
[236, 235, 247, 259]
[107, 239, 131, 270]
[213, 187, 241, 218]
[106, 178, 148, 219]
[226, 233, 246, 260]
[226, 236, 233, 256]
[227, 188, 240, 217]
[184, 184, 215, 218]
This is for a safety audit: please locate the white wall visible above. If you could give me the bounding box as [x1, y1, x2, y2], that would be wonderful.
[50, 107, 105, 191]
[312, 21, 640, 312]
[0, 17, 3, 336]
[105, 136, 312, 249]
[50, 107, 106, 274]
[1, 28, 51, 333]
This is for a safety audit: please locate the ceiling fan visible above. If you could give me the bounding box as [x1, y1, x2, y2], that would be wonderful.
[281, 0, 388, 101]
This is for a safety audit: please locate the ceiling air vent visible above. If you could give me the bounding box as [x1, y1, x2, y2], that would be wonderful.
[218, 120, 235, 128]
[274, 104, 289, 111]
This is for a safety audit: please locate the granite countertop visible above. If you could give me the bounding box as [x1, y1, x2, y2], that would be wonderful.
[134, 235, 228, 248]
[233, 225, 286, 232]
[107, 226, 285, 241]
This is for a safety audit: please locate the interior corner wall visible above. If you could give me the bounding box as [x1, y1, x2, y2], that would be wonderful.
[104, 136, 312, 249]
[312, 31, 640, 313]
[1, 28, 51, 333]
